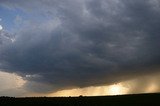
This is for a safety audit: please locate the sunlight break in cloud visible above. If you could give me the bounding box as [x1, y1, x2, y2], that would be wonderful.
[0, 18, 2, 30]
[0, 25, 2, 30]
[0, 71, 26, 96]
[48, 72, 160, 97]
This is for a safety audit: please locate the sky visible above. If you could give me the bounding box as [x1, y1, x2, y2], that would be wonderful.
[0, 0, 160, 97]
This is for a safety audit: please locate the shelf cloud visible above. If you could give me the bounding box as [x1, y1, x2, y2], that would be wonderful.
[0, 0, 160, 93]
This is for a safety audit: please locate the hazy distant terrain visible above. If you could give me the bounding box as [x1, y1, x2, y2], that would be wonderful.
[1, 93, 160, 106]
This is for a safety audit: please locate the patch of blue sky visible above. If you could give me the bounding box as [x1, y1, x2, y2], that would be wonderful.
[0, 5, 54, 32]
[0, 6, 29, 32]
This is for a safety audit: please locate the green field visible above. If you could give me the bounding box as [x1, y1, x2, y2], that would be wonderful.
[1, 93, 160, 106]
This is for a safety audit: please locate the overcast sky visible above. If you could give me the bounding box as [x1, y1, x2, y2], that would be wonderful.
[0, 0, 160, 97]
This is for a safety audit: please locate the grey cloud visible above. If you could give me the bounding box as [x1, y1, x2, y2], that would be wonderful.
[0, 0, 160, 93]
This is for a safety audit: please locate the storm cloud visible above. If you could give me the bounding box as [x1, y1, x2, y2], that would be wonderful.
[0, 0, 160, 93]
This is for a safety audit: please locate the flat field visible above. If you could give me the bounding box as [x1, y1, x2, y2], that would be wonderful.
[1, 93, 160, 106]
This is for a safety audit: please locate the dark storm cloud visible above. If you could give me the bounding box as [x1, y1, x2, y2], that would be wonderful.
[0, 0, 160, 92]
